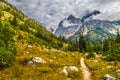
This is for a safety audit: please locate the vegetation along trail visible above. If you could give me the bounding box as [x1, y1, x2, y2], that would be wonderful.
[80, 58, 92, 80]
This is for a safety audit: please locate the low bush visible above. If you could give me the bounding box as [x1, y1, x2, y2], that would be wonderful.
[0, 47, 16, 69]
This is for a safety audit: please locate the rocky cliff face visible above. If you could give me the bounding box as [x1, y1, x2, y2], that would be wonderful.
[55, 15, 120, 43]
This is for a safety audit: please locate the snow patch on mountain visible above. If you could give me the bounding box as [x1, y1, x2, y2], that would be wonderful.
[55, 14, 120, 42]
[62, 19, 78, 27]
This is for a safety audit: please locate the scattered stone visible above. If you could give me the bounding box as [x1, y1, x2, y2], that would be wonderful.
[28, 61, 34, 65]
[32, 57, 46, 64]
[21, 57, 46, 66]
[116, 70, 120, 79]
[25, 45, 32, 49]
[104, 74, 115, 80]
[68, 66, 78, 72]
[61, 66, 79, 76]
[61, 66, 68, 76]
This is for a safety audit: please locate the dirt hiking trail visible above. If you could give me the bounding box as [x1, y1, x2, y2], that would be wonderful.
[80, 58, 92, 80]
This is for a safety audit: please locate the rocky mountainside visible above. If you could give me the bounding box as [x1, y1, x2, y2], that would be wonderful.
[55, 15, 81, 38]
[55, 14, 120, 43]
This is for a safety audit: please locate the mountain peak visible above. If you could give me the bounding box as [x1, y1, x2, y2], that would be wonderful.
[55, 14, 120, 43]
[67, 14, 76, 20]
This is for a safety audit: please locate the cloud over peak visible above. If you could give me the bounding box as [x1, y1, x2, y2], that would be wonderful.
[7, 0, 120, 29]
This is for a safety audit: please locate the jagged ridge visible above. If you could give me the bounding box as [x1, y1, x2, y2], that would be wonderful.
[55, 14, 120, 43]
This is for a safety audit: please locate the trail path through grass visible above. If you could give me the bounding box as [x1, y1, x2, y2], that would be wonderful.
[80, 58, 92, 80]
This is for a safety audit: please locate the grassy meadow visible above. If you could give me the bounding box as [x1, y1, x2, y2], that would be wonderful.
[0, 43, 82, 80]
[0, 43, 120, 80]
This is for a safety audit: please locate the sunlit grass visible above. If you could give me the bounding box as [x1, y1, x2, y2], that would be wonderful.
[0, 43, 82, 80]
[1, 43, 120, 80]
[85, 54, 120, 80]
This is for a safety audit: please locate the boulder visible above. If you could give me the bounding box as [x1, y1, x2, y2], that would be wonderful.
[116, 69, 120, 79]
[61, 66, 78, 76]
[68, 66, 78, 72]
[104, 74, 115, 80]
[61, 66, 68, 76]
[28, 61, 34, 65]
[32, 57, 46, 64]
[21, 57, 46, 66]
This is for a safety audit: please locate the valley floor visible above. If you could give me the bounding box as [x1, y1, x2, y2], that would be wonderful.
[0, 44, 120, 80]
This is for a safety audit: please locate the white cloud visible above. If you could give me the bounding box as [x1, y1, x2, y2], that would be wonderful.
[7, 0, 120, 29]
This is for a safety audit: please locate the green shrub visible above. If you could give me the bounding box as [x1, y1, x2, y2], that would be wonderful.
[0, 47, 16, 69]
[104, 50, 120, 61]
[87, 52, 95, 59]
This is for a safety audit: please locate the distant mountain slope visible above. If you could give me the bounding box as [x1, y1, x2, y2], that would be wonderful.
[55, 14, 120, 43]
[0, 1, 63, 48]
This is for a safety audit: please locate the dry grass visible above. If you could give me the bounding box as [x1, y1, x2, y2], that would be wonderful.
[85, 54, 120, 80]
[1, 43, 120, 80]
[0, 43, 82, 80]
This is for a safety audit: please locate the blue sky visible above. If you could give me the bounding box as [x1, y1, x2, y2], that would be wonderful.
[7, 0, 120, 29]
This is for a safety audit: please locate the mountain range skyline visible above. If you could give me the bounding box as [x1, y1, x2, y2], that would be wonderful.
[7, 0, 120, 30]
[55, 14, 120, 43]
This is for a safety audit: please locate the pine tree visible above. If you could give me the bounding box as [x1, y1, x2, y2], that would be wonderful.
[115, 32, 120, 43]
[103, 38, 111, 52]
[93, 43, 102, 53]
[72, 38, 79, 51]
[86, 43, 93, 52]
[79, 33, 86, 52]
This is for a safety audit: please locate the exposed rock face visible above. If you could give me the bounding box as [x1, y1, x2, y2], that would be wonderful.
[55, 14, 120, 43]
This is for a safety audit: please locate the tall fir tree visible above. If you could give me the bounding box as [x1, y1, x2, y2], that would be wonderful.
[79, 33, 86, 52]
[103, 37, 111, 52]
[115, 32, 120, 43]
